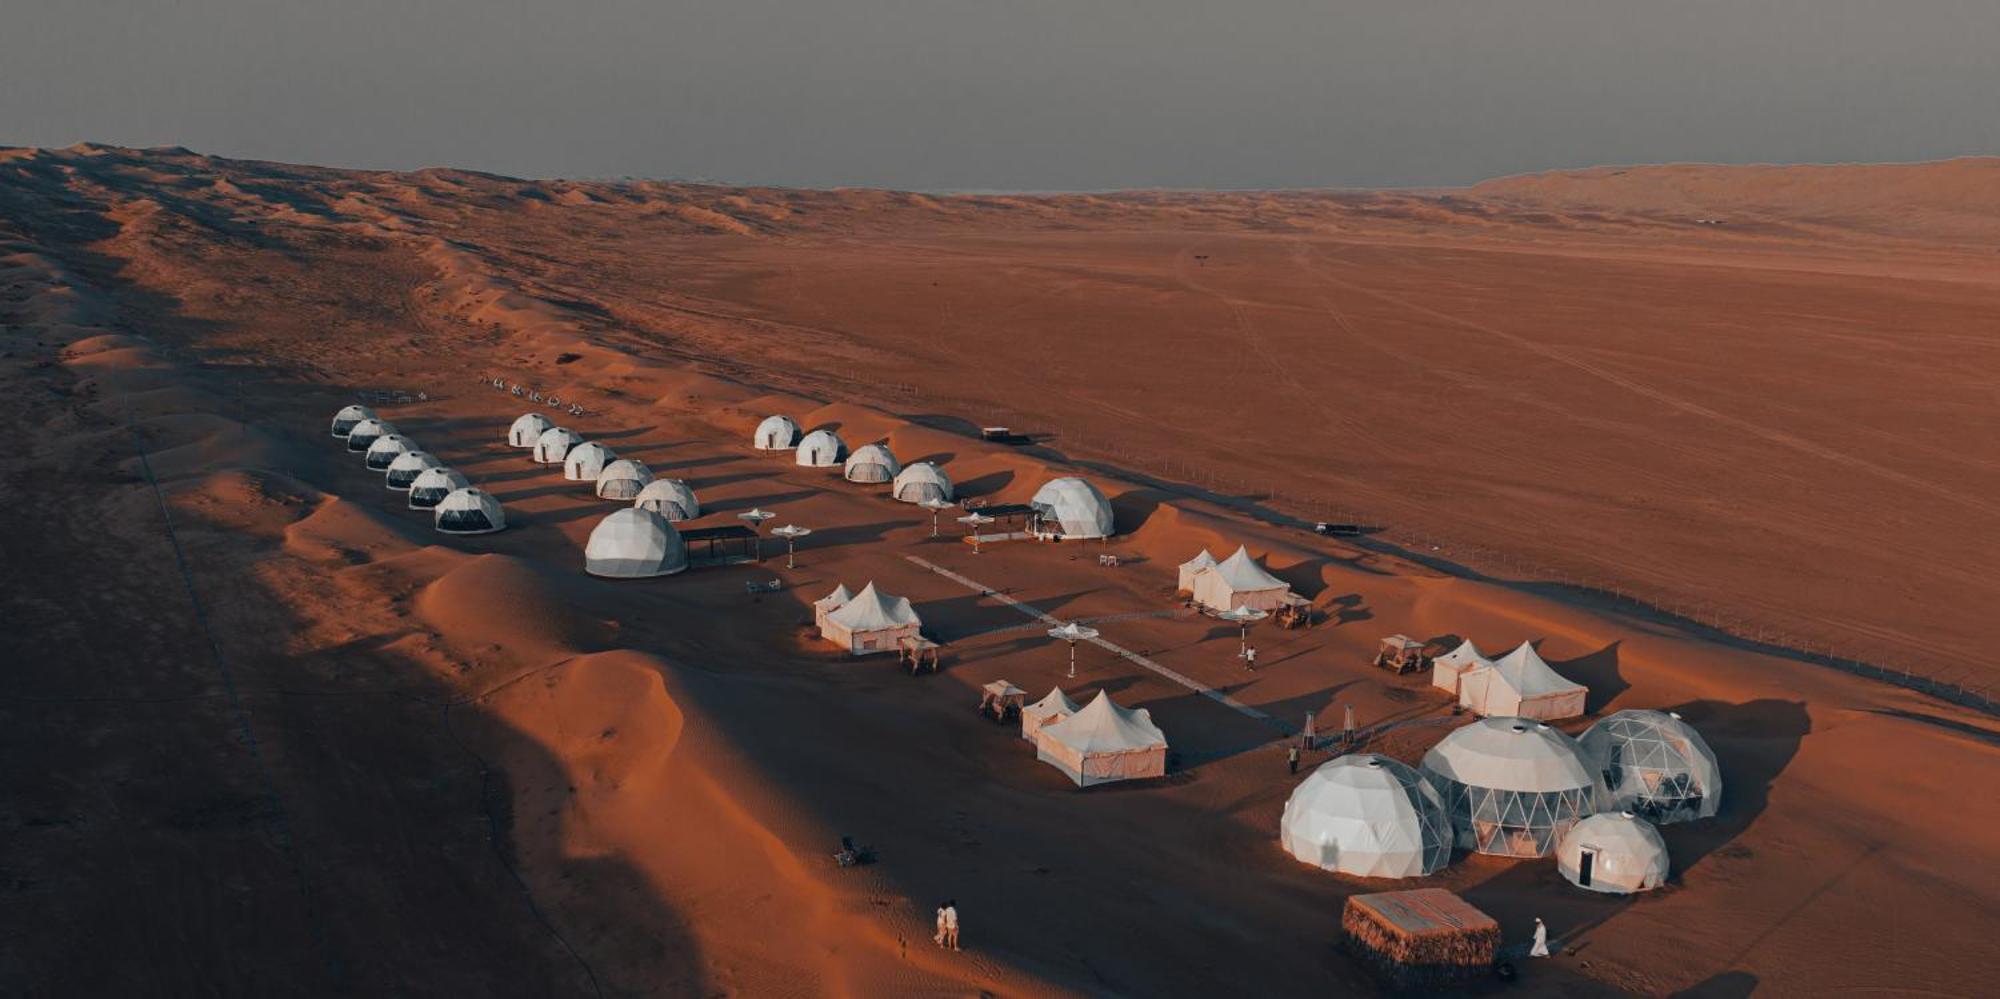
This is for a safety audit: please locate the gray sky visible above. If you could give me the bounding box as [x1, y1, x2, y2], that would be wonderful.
[5, 1, 1997, 190]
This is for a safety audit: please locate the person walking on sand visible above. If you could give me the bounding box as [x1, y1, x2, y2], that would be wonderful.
[1529, 917, 1550, 958]
[1244, 646, 1258, 672]
[933, 903, 947, 947]
[1287, 745, 1300, 774]
[942, 900, 961, 951]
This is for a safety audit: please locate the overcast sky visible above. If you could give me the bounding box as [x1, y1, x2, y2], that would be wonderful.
[5, 1, 1997, 190]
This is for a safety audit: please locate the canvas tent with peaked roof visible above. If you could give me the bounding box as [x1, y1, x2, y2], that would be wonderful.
[1020, 687, 1081, 743]
[1456, 642, 1588, 721]
[812, 583, 852, 631]
[821, 582, 922, 655]
[1177, 549, 1217, 592]
[1431, 639, 1495, 695]
[1034, 691, 1168, 787]
[1189, 545, 1299, 613]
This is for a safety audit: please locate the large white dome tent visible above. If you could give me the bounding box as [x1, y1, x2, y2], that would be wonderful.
[533, 427, 585, 464]
[1578, 710, 1721, 824]
[384, 450, 442, 491]
[842, 443, 901, 484]
[1029, 477, 1115, 539]
[330, 404, 375, 438]
[364, 433, 416, 471]
[1280, 755, 1454, 879]
[1555, 811, 1670, 894]
[344, 418, 395, 452]
[563, 441, 618, 482]
[584, 508, 688, 578]
[795, 429, 848, 468]
[434, 487, 506, 535]
[1420, 717, 1604, 858]
[633, 479, 700, 521]
[892, 461, 953, 504]
[594, 459, 653, 500]
[407, 466, 469, 509]
[753, 415, 801, 450]
[509, 412, 556, 448]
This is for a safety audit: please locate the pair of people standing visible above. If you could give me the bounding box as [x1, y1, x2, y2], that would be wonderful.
[932, 900, 960, 951]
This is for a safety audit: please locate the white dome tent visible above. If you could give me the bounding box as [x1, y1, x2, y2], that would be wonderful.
[563, 441, 617, 482]
[344, 418, 395, 452]
[753, 415, 801, 451]
[1176, 549, 1216, 592]
[1190, 545, 1297, 612]
[821, 582, 922, 655]
[1280, 755, 1454, 879]
[1556, 812, 1670, 894]
[1029, 477, 1115, 540]
[407, 467, 469, 510]
[1457, 641, 1589, 721]
[364, 433, 416, 471]
[594, 459, 653, 501]
[892, 461, 953, 504]
[795, 429, 848, 468]
[384, 450, 442, 491]
[1420, 717, 1604, 858]
[1020, 687, 1081, 743]
[509, 412, 556, 448]
[633, 479, 700, 521]
[584, 508, 688, 578]
[1431, 639, 1495, 695]
[434, 487, 506, 535]
[1579, 710, 1722, 824]
[533, 427, 584, 464]
[843, 443, 901, 484]
[1034, 690, 1168, 787]
[812, 583, 853, 632]
[330, 404, 375, 438]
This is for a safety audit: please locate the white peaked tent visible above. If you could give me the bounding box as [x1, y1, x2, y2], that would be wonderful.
[1556, 812, 1670, 894]
[1280, 755, 1454, 879]
[344, 418, 395, 452]
[1190, 545, 1296, 612]
[1020, 687, 1081, 743]
[331, 404, 375, 438]
[821, 582, 922, 655]
[563, 441, 617, 482]
[364, 434, 416, 470]
[1421, 718, 1604, 858]
[1035, 691, 1168, 787]
[795, 429, 847, 467]
[1457, 642, 1588, 721]
[509, 412, 556, 448]
[533, 427, 584, 464]
[584, 508, 688, 578]
[384, 450, 442, 491]
[892, 461, 954, 504]
[1579, 711, 1721, 824]
[632, 479, 700, 521]
[812, 583, 853, 631]
[1029, 477, 1115, 539]
[753, 415, 801, 450]
[843, 443, 901, 484]
[434, 487, 506, 535]
[407, 466, 469, 509]
[1177, 549, 1217, 592]
[1432, 639, 1496, 695]
[594, 459, 653, 500]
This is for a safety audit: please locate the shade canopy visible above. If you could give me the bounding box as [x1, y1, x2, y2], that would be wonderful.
[584, 508, 688, 578]
[509, 412, 555, 448]
[1029, 477, 1115, 539]
[1556, 812, 1670, 894]
[563, 441, 617, 482]
[384, 450, 442, 490]
[1034, 691, 1167, 787]
[821, 582, 921, 655]
[331, 404, 375, 438]
[594, 459, 653, 500]
[533, 427, 584, 464]
[434, 487, 506, 535]
[795, 429, 848, 467]
[1176, 549, 1216, 592]
[753, 414, 801, 450]
[364, 433, 416, 470]
[633, 478, 700, 521]
[1020, 687, 1082, 743]
[407, 466, 469, 509]
[1190, 545, 1294, 612]
[892, 461, 954, 503]
[1431, 639, 1495, 695]
[1421, 717, 1603, 857]
[1281, 755, 1454, 879]
[843, 443, 901, 483]
[1578, 710, 1722, 824]
[1457, 641, 1588, 721]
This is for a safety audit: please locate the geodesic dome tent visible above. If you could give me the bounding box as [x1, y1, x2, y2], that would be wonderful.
[1421, 717, 1604, 858]
[795, 429, 847, 467]
[1190, 545, 1296, 612]
[1020, 687, 1081, 744]
[509, 412, 556, 448]
[842, 443, 901, 484]
[1431, 639, 1495, 696]
[434, 487, 506, 535]
[1556, 811, 1669, 894]
[594, 459, 653, 500]
[563, 441, 617, 482]
[533, 427, 584, 464]
[407, 466, 469, 509]
[1456, 641, 1588, 721]
[753, 415, 801, 450]
[1177, 549, 1216, 592]
[1029, 477, 1115, 539]
[364, 433, 416, 470]
[1281, 755, 1454, 879]
[892, 461, 954, 504]
[331, 404, 375, 438]
[1579, 710, 1721, 824]
[1034, 690, 1168, 787]
[384, 450, 442, 491]
[584, 508, 687, 578]
[344, 418, 395, 452]
[632, 479, 700, 521]
[821, 582, 922, 655]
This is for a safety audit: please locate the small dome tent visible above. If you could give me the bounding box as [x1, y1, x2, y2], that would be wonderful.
[563, 441, 617, 482]
[584, 508, 688, 578]
[407, 467, 469, 509]
[509, 412, 556, 448]
[1420, 717, 1603, 858]
[331, 404, 375, 438]
[594, 459, 653, 501]
[344, 418, 395, 452]
[1029, 477, 1115, 539]
[795, 429, 848, 468]
[1034, 690, 1168, 787]
[533, 427, 584, 464]
[1177, 549, 1217, 592]
[821, 582, 922, 655]
[1431, 639, 1495, 696]
[843, 443, 901, 484]
[384, 450, 442, 491]
[633, 479, 700, 521]
[1556, 812, 1670, 894]
[1281, 755, 1454, 879]
[753, 415, 801, 450]
[892, 461, 953, 504]
[434, 487, 506, 535]
[1190, 545, 1297, 612]
[364, 434, 416, 470]
[1020, 687, 1081, 743]
[1456, 641, 1588, 721]
[1578, 710, 1721, 824]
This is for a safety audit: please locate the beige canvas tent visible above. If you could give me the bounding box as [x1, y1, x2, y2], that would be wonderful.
[1034, 691, 1168, 787]
[1431, 639, 1495, 695]
[1190, 545, 1298, 612]
[1020, 687, 1081, 743]
[821, 582, 922, 655]
[812, 583, 852, 631]
[1457, 642, 1588, 721]
[1176, 549, 1217, 592]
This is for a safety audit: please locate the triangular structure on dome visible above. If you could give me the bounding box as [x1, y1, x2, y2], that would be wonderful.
[1034, 690, 1168, 787]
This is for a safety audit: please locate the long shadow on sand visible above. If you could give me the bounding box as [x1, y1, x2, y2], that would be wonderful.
[1553, 640, 1627, 714]
[1659, 697, 1809, 873]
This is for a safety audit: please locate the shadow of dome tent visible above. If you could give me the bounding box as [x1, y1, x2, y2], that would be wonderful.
[594, 459, 653, 500]
[330, 403, 374, 438]
[843, 443, 901, 484]
[1420, 717, 1604, 858]
[364, 433, 416, 470]
[1281, 754, 1453, 878]
[408, 466, 469, 509]
[753, 414, 801, 450]
[795, 428, 847, 467]
[1029, 476, 1115, 539]
[508, 411, 555, 448]
[563, 441, 617, 482]
[1579, 710, 1722, 824]
[344, 418, 394, 452]
[1556, 811, 1670, 893]
[434, 487, 506, 535]
[892, 460, 953, 503]
[633, 478, 700, 521]
[584, 507, 687, 578]
[533, 426, 584, 464]
[384, 450, 442, 491]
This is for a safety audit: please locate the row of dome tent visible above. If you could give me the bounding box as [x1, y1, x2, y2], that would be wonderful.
[505, 412, 723, 579]
[1278, 710, 1720, 893]
[331, 404, 506, 534]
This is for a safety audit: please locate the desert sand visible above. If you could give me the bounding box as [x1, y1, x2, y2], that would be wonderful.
[2, 144, 1996, 996]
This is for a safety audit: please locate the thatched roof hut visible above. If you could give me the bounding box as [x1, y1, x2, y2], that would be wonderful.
[1340, 889, 1499, 989]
